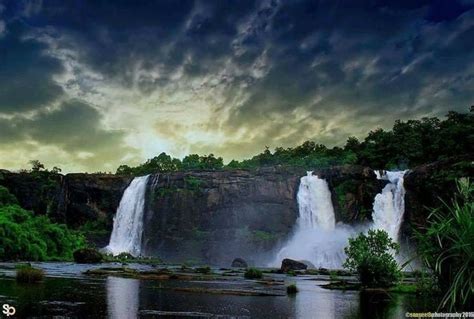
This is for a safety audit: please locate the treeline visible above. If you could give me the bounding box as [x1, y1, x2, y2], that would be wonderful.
[116, 109, 474, 175]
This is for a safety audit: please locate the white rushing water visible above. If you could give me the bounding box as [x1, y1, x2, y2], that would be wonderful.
[272, 172, 355, 268]
[105, 175, 150, 256]
[297, 171, 336, 231]
[372, 170, 407, 243]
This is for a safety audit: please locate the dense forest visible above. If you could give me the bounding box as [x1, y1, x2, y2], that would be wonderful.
[116, 108, 474, 176]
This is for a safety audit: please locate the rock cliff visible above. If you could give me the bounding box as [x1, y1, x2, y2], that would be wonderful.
[0, 165, 380, 264]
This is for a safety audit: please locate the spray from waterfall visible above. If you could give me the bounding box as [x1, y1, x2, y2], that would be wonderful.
[272, 172, 356, 268]
[105, 175, 150, 256]
[372, 170, 407, 243]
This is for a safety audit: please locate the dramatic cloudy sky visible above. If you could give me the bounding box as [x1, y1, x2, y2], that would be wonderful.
[0, 0, 473, 172]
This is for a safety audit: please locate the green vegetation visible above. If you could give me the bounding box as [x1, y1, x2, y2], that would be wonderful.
[0, 187, 85, 261]
[416, 178, 473, 310]
[244, 267, 263, 279]
[116, 153, 224, 175]
[114, 109, 473, 175]
[16, 264, 44, 283]
[0, 186, 18, 206]
[251, 230, 277, 243]
[184, 176, 203, 192]
[286, 283, 298, 294]
[79, 219, 109, 237]
[389, 284, 418, 294]
[343, 229, 401, 288]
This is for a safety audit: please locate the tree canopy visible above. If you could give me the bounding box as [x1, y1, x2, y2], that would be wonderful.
[116, 109, 473, 175]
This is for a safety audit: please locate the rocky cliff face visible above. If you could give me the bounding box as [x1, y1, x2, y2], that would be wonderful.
[0, 171, 131, 242]
[403, 155, 474, 236]
[57, 174, 132, 228]
[141, 166, 379, 265]
[0, 165, 380, 265]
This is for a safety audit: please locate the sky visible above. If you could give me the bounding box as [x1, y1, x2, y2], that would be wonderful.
[0, 0, 473, 172]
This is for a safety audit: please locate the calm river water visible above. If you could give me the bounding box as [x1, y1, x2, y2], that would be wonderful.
[0, 263, 437, 318]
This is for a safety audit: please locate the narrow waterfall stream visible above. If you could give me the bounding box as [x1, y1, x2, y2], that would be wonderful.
[372, 170, 407, 243]
[105, 175, 150, 256]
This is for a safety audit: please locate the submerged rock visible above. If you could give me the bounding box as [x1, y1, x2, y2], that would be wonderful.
[231, 258, 248, 268]
[73, 248, 103, 264]
[280, 258, 307, 272]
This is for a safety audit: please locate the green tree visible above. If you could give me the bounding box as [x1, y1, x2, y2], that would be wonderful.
[343, 229, 401, 288]
[29, 160, 45, 172]
[0, 186, 18, 206]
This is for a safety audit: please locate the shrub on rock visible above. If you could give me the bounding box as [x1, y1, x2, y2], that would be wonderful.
[16, 265, 44, 283]
[244, 268, 262, 279]
[231, 258, 248, 268]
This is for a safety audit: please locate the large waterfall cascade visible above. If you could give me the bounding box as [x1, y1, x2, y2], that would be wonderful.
[273, 170, 408, 269]
[105, 175, 150, 256]
[372, 170, 407, 243]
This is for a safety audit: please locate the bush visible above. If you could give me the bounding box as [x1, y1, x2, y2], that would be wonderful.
[16, 265, 44, 283]
[244, 268, 262, 279]
[416, 178, 473, 310]
[343, 229, 401, 288]
[287, 284, 298, 294]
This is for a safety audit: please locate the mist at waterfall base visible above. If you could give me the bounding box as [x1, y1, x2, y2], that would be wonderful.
[104, 175, 150, 256]
[271, 170, 409, 269]
[271, 172, 365, 268]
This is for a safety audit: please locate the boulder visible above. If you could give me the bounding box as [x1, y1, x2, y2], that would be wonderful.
[231, 258, 248, 268]
[280, 258, 307, 272]
[299, 260, 315, 269]
[73, 248, 103, 264]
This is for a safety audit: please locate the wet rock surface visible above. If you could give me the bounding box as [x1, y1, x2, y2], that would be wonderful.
[280, 258, 308, 272]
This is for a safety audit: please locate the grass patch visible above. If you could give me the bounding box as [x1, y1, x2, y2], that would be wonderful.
[16, 265, 44, 283]
[244, 268, 263, 279]
[287, 284, 298, 294]
[389, 284, 418, 294]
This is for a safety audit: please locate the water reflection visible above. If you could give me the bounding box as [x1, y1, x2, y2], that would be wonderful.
[107, 277, 140, 319]
[292, 280, 359, 319]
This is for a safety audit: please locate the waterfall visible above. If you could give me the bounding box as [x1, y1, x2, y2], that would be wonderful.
[297, 172, 336, 231]
[272, 172, 354, 268]
[105, 175, 150, 256]
[372, 170, 407, 243]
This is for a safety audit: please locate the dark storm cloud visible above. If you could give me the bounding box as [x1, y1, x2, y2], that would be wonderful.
[222, 0, 474, 137]
[29, 100, 129, 153]
[0, 0, 473, 170]
[16, 0, 259, 91]
[0, 22, 64, 113]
